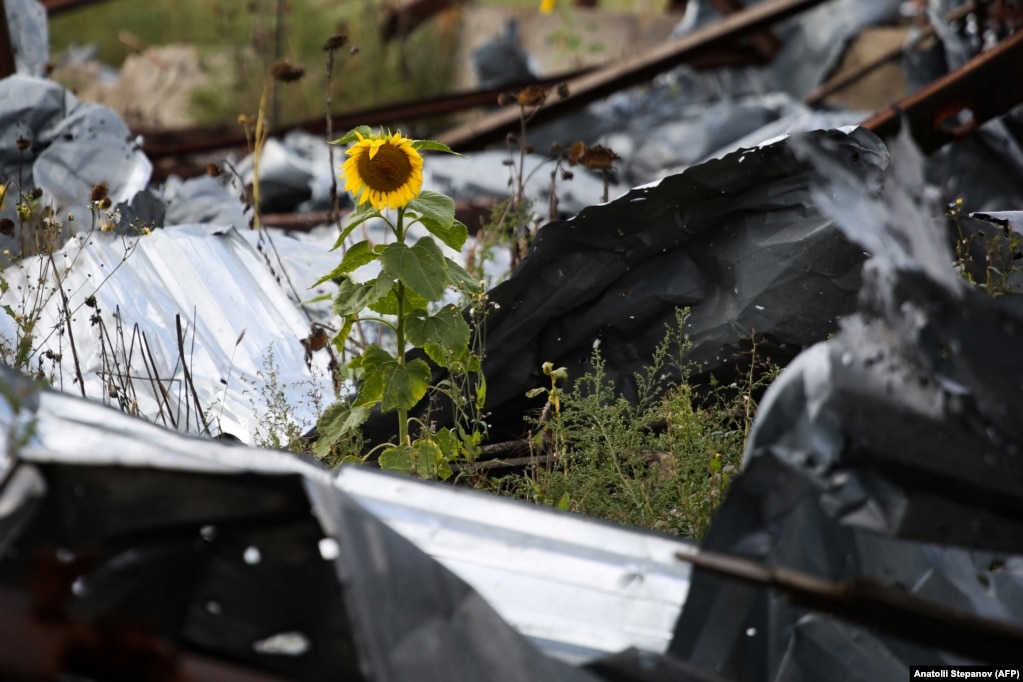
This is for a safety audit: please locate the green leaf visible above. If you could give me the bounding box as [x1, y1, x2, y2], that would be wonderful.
[382, 358, 432, 412]
[412, 438, 447, 479]
[331, 125, 374, 146]
[406, 191, 466, 251]
[406, 305, 470, 354]
[380, 238, 447, 301]
[369, 283, 429, 315]
[475, 376, 487, 411]
[525, 387, 547, 399]
[444, 256, 483, 295]
[333, 275, 392, 316]
[556, 492, 572, 511]
[313, 402, 371, 457]
[379, 445, 413, 472]
[312, 241, 378, 287]
[331, 202, 379, 251]
[410, 139, 463, 156]
[356, 346, 431, 412]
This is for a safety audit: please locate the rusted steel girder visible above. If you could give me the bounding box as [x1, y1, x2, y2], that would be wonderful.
[141, 70, 591, 177]
[436, 0, 830, 150]
[861, 27, 1023, 154]
[803, 1, 979, 107]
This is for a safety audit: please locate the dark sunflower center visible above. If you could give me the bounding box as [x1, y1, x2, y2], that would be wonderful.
[357, 143, 412, 193]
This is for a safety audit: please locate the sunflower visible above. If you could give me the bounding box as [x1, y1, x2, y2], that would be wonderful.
[341, 130, 424, 211]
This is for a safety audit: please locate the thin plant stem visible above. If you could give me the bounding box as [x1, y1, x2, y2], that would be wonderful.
[395, 206, 409, 448]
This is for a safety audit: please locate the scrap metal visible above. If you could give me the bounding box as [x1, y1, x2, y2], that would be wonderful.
[436, 0, 831, 150]
[861, 25, 1023, 153]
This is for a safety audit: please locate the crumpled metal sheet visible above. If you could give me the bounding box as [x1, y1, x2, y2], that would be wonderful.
[669, 126, 1023, 679]
[385, 127, 880, 443]
[0, 75, 153, 259]
[3, 0, 48, 78]
[0, 364, 694, 681]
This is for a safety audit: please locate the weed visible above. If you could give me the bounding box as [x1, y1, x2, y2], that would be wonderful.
[496, 309, 773, 539]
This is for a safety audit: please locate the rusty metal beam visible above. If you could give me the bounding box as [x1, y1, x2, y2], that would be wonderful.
[436, 0, 830, 150]
[676, 547, 1023, 665]
[804, 1, 978, 107]
[139, 70, 592, 165]
[861, 27, 1023, 154]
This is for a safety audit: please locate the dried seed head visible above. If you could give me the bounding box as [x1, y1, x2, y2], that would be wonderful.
[322, 34, 349, 51]
[28, 188, 42, 201]
[207, 163, 222, 177]
[497, 92, 515, 106]
[516, 85, 547, 108]
[561, 169, 574, 181]
[506, 131, 517, 146]
[0, 218, 14, 237]
[549, 142, 562, 154]
[523, 144, 535, 154]
[579, 144, 619, 171]
[99, 197, 112, 210]
[568, 140, 587, 165]
[15, 136, 30, 152]
[270, 60, 305, 83]
[90, 182, 109, 202]
[556, 82, 570, 99]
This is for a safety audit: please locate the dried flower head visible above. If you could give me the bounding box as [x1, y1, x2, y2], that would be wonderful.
[90, 182, 109, 203]
[497, 92, 515, 107]
[270, 60, 305, 83]
[0, 218, 14, 237]
[556, 82, 570, 99]
[579, 144, 619, 171]
[568, 140, 587, 165]
[322, 34, 349, 51]
[516, 85, 547, 108]
[16, 136, 30, 152]
[206, 163, 222, 177]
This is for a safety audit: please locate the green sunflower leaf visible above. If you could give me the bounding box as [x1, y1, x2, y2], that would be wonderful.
[443, 256, 483, 295]
[412, 437, 451, 479]
[379, 445, 413, 472]
[312, 241, 377, 287]
[369, 282, 429, 315]
[411, 139, 463, 156]
[380, 238, 447, 301]
[313, 402, 371, 457]
[406, 191, 466, 251]
[331, 202, 379, 251]
[332, 274, 392, 316]
[332, 125, 374, 146]
[406, 305, 470, 357]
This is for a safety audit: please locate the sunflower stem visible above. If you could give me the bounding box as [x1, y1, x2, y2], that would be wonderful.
[395, 206, 410, 450]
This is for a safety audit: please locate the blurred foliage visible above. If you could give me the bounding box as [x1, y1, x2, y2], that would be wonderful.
[50, 0, 459, 126]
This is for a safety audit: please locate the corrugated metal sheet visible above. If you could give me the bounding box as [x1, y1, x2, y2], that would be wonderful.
[0, 224, 334, 443]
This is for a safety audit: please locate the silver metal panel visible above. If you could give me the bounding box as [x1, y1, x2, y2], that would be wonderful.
[336, 466, 694, 664]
